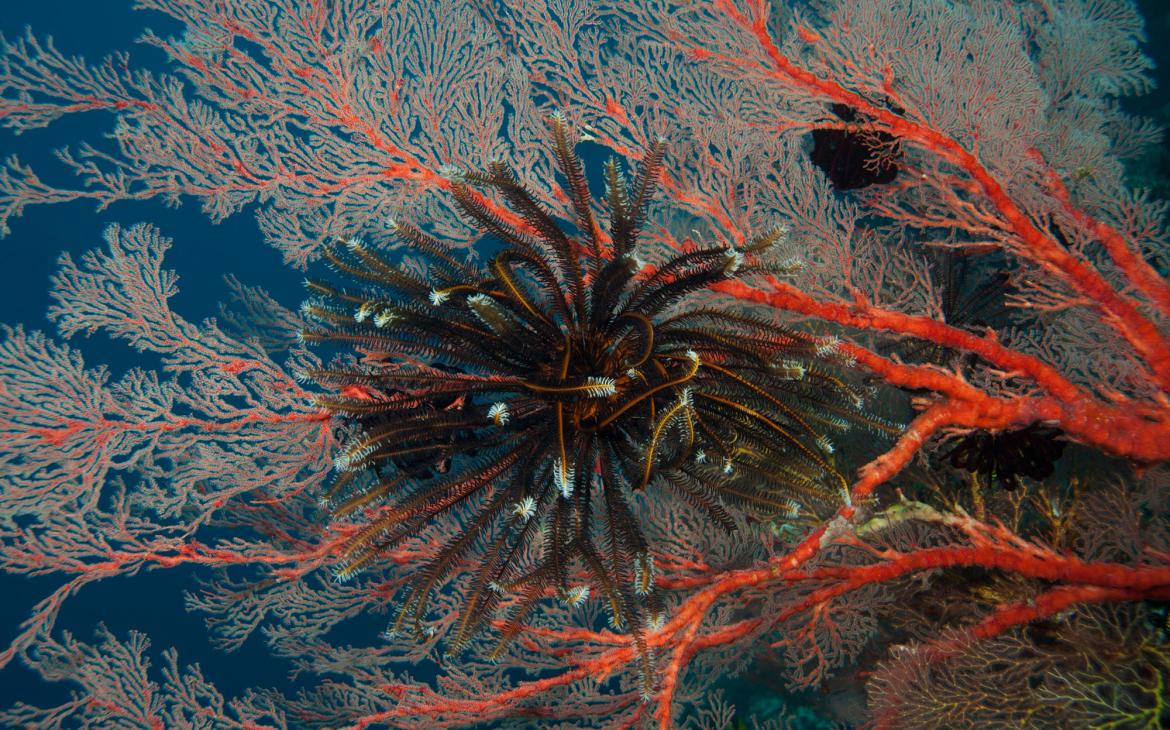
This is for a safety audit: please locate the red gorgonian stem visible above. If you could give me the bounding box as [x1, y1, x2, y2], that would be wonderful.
[683, 0, 1170, 499]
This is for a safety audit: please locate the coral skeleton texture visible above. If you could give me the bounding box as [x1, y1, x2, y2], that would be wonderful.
[1, 0, 1168, 727]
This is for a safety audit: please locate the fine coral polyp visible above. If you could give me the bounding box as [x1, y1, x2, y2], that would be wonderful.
[300, 117, 878, 667]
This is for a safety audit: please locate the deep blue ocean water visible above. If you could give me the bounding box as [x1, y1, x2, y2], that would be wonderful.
[0, 1, 311, 717]
[1, 1, 1168, 726]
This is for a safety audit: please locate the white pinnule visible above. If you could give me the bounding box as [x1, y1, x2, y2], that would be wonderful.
[488, 402, 510, 426]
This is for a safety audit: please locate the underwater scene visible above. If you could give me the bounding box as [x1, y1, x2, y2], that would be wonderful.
[2, 1, 1170, 727]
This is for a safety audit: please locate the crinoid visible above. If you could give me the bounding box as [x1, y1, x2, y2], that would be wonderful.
[945, 423, 1065, 491]
[809, 103, 900, 191]
[301, 116, 879, 678]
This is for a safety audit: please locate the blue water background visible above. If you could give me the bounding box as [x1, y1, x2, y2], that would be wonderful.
[0, 1, 308, 715]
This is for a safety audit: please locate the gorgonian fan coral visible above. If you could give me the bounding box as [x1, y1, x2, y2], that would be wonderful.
[299, 117, 881, 669]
